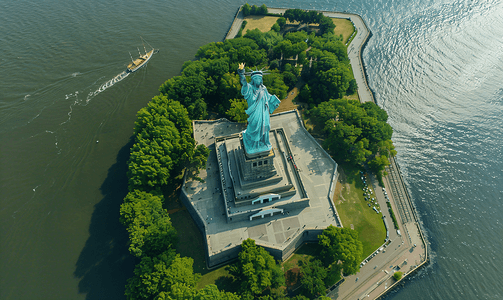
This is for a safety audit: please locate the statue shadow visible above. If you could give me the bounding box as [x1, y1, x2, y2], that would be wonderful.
[73, 137, 136, 299]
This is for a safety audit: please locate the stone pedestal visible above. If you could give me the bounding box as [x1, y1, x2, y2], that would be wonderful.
[238, 135, 276, 181]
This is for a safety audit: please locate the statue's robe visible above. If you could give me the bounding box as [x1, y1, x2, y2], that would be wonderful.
[240, 74, 280, 154]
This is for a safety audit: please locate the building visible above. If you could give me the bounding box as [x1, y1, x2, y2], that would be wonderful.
[180, 110, 342, 267]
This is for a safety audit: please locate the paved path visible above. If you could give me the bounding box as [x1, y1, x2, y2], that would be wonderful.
[224, 7, 244, 40]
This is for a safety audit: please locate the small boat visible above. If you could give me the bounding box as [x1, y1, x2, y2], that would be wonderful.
[126, 38, 157, 73]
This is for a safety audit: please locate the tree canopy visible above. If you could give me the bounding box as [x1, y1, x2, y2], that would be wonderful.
[127, 96, 205, 192]
[300, 259, 328, 298]
[309, 99, 394, 170]
[125, 251, 201, 300]
[318, 226, 363, 276]
[230, 239, 285, 296]
[283, 9, 335, 35]
[120, 190, 177, 258]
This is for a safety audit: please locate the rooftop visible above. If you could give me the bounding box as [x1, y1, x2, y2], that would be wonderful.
[183, 110, 342, 266]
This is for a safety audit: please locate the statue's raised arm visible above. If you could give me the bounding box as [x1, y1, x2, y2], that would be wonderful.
[237, 63, 281, 155]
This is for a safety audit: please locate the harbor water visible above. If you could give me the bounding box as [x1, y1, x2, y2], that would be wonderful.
[0, 0, 502, 299]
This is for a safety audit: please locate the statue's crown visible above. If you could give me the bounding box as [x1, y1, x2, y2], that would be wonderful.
[244, 67, 270, 77]
[251, 70, 263, 77]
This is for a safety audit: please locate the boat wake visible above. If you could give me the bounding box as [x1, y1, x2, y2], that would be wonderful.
[87, 71, 130, 100]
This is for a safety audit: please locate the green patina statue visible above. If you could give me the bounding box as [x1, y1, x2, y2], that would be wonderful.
[237, 63, 281, 154]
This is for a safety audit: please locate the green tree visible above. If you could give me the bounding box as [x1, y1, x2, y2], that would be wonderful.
[290, 296, 310, 300]
[262, 72, 288, 100]
[276, 17, 286, 29]
[368, 154, 390, 184]
[258, 4, 268, 15]
[230, 239, 285, 296]
[262, 31, 284, 51]
[393, 271, 403, 281]
[125, 251, 201, 300]
[194, 284, 241, 300]
[285, 31, 309, 44]
[250, 4, 258, 15]
[309, 99, 394, 167]
[299, 84, 313, 104]
[284, 9, 304, 23]
[119, 190, 178, 257]
[271, 23, 280, 32]
[186, 144, 210, 182]
[242, 3, 251, 16]
[318, 225, 363, 276]
[226, 98, 248, 123]
[196, 42, 226, 60]
[127, 96, 195, 191]
[319, 17, 336, 35]
[300, 259, 327, 298]
[346, 79, 357, 95]
[282, 71, 297, 89]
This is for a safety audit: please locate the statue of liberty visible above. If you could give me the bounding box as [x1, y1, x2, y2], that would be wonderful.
[238, 63, 281, 154]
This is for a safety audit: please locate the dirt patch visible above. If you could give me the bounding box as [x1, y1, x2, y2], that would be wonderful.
[334, 166, 352, 205]
[285, 267, 300, 288]
[167, 207, 186, 214]
[276, 88, 299, 113]
[276, 78, 307, 113]
[333, 180, 343, 204]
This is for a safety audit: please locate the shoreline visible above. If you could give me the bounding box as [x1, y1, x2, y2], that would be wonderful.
[224, 7, 428, 299]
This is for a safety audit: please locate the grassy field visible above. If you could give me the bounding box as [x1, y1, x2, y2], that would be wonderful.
[332, 19, 355, 44]
[242, 16, 279, 33]
[275, 78, 307, 113]
[168, 209, 209, 274]
[169, 208, 239, 292]
[242, 16, 355, 43]
[333, 164, 387, 258]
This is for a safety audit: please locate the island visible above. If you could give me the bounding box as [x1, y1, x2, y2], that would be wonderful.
[119, 5, 427, 300]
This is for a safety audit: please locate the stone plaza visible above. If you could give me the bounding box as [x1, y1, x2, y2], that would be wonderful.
[181, 110, 342, 267]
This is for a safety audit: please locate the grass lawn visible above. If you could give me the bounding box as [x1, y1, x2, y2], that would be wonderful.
[333, 164, 387, 258]
[242, 16, 355, 43]
[275, 78, 307, 113]
[168, 200, 237, 292]
[168, 209, 209, 274]
[243, 15, 279, 33]
[332, 19, 355, 44]
[343, 93, 360, 101]
[196, 266, 238, 292]
[284, 243, 321, 270]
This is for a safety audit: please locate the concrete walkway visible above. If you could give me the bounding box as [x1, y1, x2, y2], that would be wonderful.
[224, 6, 244, 40]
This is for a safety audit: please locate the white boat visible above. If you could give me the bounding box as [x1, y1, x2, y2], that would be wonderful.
[126, 38, 157, 73]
